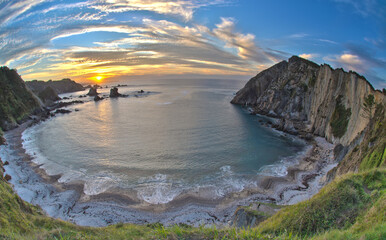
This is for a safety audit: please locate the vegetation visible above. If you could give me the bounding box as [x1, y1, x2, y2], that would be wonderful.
[0, 67, 40, 131]
[330, 95, 352, 138]
[258, 169, 385, 237]
[361, 94, 375, 120]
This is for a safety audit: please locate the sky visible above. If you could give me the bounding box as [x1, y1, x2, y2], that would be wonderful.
[0, 0, 385, 88]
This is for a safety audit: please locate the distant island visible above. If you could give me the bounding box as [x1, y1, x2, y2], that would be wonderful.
[0, 56, 385, 239]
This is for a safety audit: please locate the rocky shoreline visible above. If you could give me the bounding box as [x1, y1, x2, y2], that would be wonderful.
[0, 102, 337, 227]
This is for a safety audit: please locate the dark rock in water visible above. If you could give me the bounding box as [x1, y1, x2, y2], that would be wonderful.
[138, 90, 144, 93]
[4, 161, 9, 165]
[4, 174, 11, 181]
[87, 85, 99, 96]
[54, 109, 71, 114]
[109, 87, 122, 98]
[74, 109, 80, 112]
[94, 95, 104, 101]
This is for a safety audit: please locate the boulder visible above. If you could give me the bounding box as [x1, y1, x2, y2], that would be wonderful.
[94, 95, 104, 101]
[109, 87, 122, 98]
[87, 85, 99, 96]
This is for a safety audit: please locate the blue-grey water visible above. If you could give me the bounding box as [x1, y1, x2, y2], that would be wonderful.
[22, 78, 305, 204]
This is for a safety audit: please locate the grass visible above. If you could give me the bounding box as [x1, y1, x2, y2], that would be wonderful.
[330, 95, 351, 138]
[258, 169, 385, 237]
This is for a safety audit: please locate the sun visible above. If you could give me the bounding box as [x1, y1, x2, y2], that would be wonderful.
[96, 76, 103, 82]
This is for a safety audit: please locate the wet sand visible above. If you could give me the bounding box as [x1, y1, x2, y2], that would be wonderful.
[0, 118, 336, 227]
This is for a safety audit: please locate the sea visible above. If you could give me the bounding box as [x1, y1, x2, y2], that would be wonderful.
[21, 78, 306, 205]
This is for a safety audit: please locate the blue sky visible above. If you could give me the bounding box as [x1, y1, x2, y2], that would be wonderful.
[0, 0, 385, 88]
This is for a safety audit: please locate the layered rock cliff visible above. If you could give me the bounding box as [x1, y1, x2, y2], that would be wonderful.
[231, 56, 385, 146]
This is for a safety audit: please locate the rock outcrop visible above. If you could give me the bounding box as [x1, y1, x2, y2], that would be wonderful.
[109, 87, 122, 98]
[0, 67, 42, 131]
[87, 85, 99, 96]
[231, 56, 385, 146]
[26, 78, 85, 95]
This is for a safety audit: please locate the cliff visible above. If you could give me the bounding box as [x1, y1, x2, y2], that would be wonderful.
[26, 78, 85, 95]
[0, 67, 41, 133]
[231, 56, 385, 146]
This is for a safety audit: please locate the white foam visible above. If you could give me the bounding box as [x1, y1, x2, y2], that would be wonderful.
[83, 176, 116, 195]
[258, 145, 313, 177]
[157, 102, 173, 105]
[136, 174, 183, 204]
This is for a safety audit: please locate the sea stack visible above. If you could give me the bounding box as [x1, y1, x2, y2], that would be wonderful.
[109, 87, 122, 98]
[87, 85, 99, 96]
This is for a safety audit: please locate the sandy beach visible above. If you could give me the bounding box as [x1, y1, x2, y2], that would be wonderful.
[0, 117, 336, 227]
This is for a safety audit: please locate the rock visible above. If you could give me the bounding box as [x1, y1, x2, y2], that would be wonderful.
[4, 174, 11, 181]
[138, 90, 144, 93]
[231, 55, 386, 146]
[26, 78, 85, 94]
[87, 85, 99, 96]
[4, 161, 9, 165]
[109, 87, 122, 98]
[94, 95, 104, 101]
[54, 109, 71, 114]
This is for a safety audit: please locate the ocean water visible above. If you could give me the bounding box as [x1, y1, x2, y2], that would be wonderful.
[22, 78, 305, 204]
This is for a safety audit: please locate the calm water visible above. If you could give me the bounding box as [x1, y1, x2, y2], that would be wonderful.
[22, 78, 305, 204]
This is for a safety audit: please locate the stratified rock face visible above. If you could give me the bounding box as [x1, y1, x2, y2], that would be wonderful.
[26, 78, 85, 95]
[109, 87, 122, 98]
[231, 56, 385, 146]
[0, 67, 41, 131]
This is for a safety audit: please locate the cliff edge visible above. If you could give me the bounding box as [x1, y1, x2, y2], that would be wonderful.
[0, 67, 41, 133]
[231, 56, 385, 147]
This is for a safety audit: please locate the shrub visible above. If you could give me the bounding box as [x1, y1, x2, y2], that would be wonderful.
[330, 95, 351, 138]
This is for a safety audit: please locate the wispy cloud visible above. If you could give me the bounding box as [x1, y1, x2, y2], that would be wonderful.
[299, 53, 318, 60]
[324, 45, 386, 88]
[90, 0, 228, 21]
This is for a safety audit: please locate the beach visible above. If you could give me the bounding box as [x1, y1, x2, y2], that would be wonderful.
[1, 114, 336, 227]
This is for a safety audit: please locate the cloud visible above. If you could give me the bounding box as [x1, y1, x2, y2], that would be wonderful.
[90, 0, 228, 21]
[324, 46, 386, 89]
[213, 17, 283, 63]
[333, 0, 384, 18]
[299, 53, 317, 60]
[0, 0, 47, 25]
[0, 0, 285, 83]
[288, 33, 309, 39]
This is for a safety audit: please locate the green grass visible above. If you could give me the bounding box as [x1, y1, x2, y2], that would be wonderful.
[258, 169, 386, 238]
[330, 95, 351, 138]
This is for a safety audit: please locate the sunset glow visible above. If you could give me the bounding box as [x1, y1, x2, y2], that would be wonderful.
[0, 0, 384, 88]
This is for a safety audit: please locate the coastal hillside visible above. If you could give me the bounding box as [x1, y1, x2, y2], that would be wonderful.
[231, 56, 385, 146]
[0, 67, 41, 142]
[26, 78, 85, 95]
[0, 64, 385, 239]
